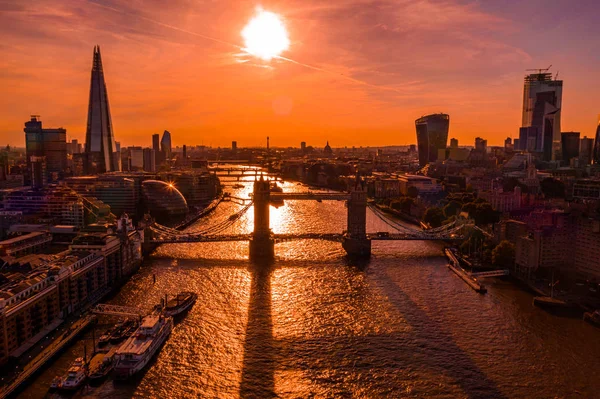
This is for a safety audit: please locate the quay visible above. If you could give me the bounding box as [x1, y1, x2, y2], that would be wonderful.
[444, 249, 487, 294]
[0, 315, 95, 399]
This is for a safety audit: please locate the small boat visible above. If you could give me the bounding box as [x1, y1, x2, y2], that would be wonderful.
[584, 310, 600, 327]
[164, 292, 198, 318]
[109, 321, 127, 344]
[98, 330, 112, 347]
[49, 376, 63, 392]
[59, 357, 87, 391]
[88, 354, 114, 386]
[110, 319, 137, 344]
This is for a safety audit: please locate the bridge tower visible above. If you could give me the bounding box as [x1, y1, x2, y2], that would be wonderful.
[342, 175, 371, 257]
[249, 175, 275, 260]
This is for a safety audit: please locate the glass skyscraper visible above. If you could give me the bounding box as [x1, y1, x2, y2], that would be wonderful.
[84, 46, 118, 174]
[415, 113, 449, 167]
[520, 71, 562, 161]
[594, 115, 600, 164]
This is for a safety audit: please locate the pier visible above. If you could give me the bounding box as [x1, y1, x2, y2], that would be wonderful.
[444, 249, 487, 294]
[0, 315, 95, 399]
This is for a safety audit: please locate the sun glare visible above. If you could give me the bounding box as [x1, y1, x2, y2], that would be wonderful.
[242, 9, 290, 61]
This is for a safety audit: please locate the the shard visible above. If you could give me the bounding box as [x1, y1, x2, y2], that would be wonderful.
[84, 45, 118, 174]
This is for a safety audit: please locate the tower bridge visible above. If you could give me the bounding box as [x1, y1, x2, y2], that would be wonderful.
[145, 176, 467, 260]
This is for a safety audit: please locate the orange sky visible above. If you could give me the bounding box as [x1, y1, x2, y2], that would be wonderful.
[1, 0, 600, 148]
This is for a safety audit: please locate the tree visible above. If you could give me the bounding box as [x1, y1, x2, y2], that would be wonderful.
[407, 186, 419, 198]
[473, 203, 500, 226]
[492, 240, 515, 267]
[423, 207, 445, 228]
[540, 178, 565, 199]
[443, 200, 462, 218]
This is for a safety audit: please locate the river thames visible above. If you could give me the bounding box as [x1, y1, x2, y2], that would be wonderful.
[21, 180, 600, 398]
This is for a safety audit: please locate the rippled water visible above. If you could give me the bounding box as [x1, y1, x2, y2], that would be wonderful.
[21, 179, 600, 398]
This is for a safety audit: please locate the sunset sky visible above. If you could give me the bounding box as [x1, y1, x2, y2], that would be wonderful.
[2, 0, 600, 148]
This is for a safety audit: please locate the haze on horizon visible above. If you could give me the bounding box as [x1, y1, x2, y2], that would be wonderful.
[1, 0, 600, 148]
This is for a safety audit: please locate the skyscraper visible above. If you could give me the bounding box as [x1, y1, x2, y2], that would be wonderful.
[415, 113, 449, 167]
[143, 148, 156, 172]
[84, 45, 118, 174]
[161, 130, 172, 162]
[521, 70, 563, 161]
[594, 115, 600, 164]
[24, 115, 66, 181]
[580, 136, 594, 166]
[450, 138, 458, 148]
[561, 132, 580, 165]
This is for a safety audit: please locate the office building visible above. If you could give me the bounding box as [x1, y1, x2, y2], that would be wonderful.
[415, 113, 449, 167]
[161, 130, 172, 162]
[450, 138, 458, 148]
[521, 70, 563, 161]
[594, 116, 600, 164]
[152, 134, 162, 165]
[475, 137, 487, 152]
[84, 46, 118, 173]
[127, 147, 143, 171]
[561, 132, 580, 165]
[232, 141, 238, 152]
[580, 136, 594, 166]
[143, 148, 156, 172]
[24, 116, 67, 181]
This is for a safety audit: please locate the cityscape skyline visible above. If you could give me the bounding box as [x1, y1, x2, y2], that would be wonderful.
[2, 1, 600, 148]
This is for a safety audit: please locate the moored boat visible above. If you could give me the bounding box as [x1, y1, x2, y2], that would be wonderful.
[89, 354, 114, 385]
[110, 319, 137, 344]
[164, 292, 198, 318]
[58, 357, 87, 392]
[113, 314, 173, 380]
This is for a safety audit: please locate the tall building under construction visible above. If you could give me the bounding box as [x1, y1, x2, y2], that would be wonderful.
[519, 68, 563, 161]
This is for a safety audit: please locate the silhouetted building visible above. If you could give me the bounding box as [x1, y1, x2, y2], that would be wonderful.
[143, 148, 156, 172]
[324, 141, 333, 157]
[182, 145, 187, 160]
[84, 46, 118, 174]
[521, 71, 562, 161]
[24, 116, 67, 182]
[152, 133, 162, 165]
[594, 116, 600, 164]
[415, 113, 449, 166]
[475, 137, 487, 152]
[232, 141, 237, 152]
[514, 138, 521, 149]
[580, 136, 594, 166]
[160, 130, 172, 162]
[450, 138, 458, 148]
[561, 132, 580, 165]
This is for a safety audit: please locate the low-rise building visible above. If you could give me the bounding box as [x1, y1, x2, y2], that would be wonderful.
[0, 232, 52, 257]
[397, 174, 442, 196]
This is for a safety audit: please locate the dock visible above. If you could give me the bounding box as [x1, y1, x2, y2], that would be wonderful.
[0, 315, 95, 399]
[444, 249, 487, 294]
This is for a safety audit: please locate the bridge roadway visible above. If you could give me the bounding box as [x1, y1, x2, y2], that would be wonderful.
[149, 231, 463, 244]
[270, 192, 351, 201]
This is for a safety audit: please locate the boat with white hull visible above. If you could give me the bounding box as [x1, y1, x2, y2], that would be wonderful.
[113, 314, 173, 379]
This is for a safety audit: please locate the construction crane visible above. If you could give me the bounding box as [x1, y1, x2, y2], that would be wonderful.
[526, 65, 552, 74]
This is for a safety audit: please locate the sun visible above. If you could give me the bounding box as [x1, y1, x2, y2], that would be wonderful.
[242, 8, 290, 61]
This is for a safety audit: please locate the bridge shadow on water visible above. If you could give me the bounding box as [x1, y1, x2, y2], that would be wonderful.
[239, 260, 277, 399]
[180, 253, 504, 398]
